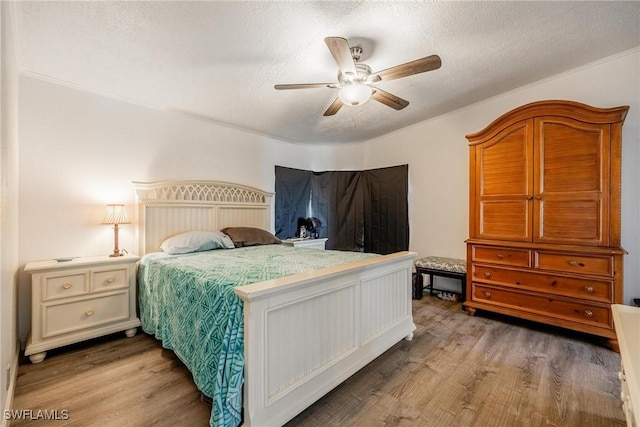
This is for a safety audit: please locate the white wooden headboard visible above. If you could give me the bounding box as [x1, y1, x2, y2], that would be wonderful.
[133, 180, 273, 255]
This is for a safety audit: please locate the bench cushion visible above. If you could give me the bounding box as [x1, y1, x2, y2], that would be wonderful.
[415, 256, 466, 274]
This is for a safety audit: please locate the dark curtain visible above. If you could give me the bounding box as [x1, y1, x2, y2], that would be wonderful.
[326, 170, 364, 252]
[274, 165, 408, 254]
[362, 165, 409, 254]
[274, 167, 313, 239]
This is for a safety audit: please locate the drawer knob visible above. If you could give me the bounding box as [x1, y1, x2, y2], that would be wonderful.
[62, 282, 72, 289]
[568, 260, 577, 266]
[484, 272, 491, 278]
[583, 310, 594, 318]
[496, 254, 504, 260]
[483, 291, 491, 298]
[85, 308, 95, 316]
[107, 276, 116, 283]
[583, 285, 594, 293]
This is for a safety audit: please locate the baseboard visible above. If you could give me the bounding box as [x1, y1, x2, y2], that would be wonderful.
[2, 341, 20, 427]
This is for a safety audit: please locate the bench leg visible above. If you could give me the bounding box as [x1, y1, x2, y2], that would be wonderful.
[415, 271, 424, 300]
[460, 275, 467, 310]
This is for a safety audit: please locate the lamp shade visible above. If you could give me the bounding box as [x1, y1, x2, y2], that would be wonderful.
[338, 84, 372, 106]
[102, 204, 130, 225]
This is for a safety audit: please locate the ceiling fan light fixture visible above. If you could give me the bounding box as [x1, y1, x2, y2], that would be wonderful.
[338, 83, 372, 107]
[275, 36, 440, 116]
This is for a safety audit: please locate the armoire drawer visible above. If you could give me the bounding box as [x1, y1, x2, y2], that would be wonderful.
[471, 264, 613, 303]
[471, 284, 611, 328]
[471, 245, 530, 267]
[534, 251, 613, 277]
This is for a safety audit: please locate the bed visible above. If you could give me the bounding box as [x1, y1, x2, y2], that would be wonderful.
[134, 180, 416, 427]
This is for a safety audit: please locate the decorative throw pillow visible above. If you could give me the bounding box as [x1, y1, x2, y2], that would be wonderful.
[160, 230, 235, 255]
[221, 227, 282, 247]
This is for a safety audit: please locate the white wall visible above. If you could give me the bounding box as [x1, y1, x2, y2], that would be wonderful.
[352, 48, 640, 302]
[17, 76, 349, 341]
[1, 0, 21, 421]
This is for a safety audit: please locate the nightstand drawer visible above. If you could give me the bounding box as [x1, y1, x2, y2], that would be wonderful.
[43, 272, 89, 301]
[93, 267, 128, 291]
[43, 292, 130, 338]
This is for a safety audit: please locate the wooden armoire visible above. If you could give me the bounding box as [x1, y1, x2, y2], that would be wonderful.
[465, 100, 628, 351]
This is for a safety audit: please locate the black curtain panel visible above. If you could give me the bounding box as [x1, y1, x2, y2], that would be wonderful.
[326, 170, 364, 252]
[274, 165, 408, 254]
[274, 167, 313, 239]
[362, 165, 409, 254]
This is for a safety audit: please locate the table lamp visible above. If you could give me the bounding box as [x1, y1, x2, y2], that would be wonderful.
[102, 204, 130, 257]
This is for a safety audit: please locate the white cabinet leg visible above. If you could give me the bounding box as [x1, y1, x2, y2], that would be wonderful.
[29, 352, 47, 364]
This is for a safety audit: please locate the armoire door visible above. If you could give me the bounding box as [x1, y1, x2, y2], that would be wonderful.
[471, 119, 534, 241]
[533, 116, 611, 246]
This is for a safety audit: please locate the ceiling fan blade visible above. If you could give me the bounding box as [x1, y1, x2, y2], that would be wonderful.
[324, 37, 356, 75]
[323, 97, 344, 116]
[371, 87, 410, 110]
[274, 83, 333, 90]
[374, 55, 441, 82]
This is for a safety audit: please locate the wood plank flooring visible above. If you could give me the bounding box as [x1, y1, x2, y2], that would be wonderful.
[12, 297, 625, 426]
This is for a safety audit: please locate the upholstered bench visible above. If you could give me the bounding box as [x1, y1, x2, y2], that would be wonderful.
[414, 256, 466, 304]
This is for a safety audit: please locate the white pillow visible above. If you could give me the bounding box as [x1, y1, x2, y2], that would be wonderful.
[160, 231, 235, 255]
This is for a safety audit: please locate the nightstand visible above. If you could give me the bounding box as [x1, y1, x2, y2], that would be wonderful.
[24, 254, 141, 363]
[282, 238, 328, 250]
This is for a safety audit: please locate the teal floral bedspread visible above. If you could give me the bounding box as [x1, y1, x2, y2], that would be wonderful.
[138, 245, 378, 427]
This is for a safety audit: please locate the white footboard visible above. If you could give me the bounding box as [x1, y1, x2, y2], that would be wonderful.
[234, 251, 416, 426]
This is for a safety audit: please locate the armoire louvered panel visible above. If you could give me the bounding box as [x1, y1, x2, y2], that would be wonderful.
[534, 116, 610, 246]
[474, 120, 533, 241]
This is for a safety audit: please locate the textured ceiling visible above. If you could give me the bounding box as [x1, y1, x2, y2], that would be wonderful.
[12, 1, 640, 144]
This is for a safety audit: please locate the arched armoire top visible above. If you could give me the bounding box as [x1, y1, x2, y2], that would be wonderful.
[466, 100, 629, 146]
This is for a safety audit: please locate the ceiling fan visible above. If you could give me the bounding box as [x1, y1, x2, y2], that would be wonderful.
[275, 37, 441, 116]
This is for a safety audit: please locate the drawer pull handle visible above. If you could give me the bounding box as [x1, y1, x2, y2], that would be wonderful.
[483, 291, 491, 298]
[62, 282, 72, 289]
[85, 308, 95, 316]
[484, 272, 491, 278]
[107, 276, 116, 283]
[568, 260, 577, 266]
[584, 285, 594, 293]
[496, 254, 504, 260]
[583, 310, 594, 318]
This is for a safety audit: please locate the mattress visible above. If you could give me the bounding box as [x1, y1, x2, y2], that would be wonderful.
[138, 245, 379, 427]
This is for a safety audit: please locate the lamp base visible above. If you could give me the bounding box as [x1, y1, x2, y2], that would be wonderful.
[108, 225, 127, 257]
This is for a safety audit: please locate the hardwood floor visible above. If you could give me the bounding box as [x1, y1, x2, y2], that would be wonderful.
[12, 297, 625, 426]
